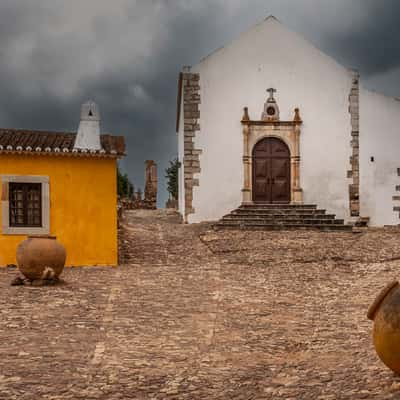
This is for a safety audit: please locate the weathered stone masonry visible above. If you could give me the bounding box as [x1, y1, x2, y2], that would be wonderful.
[143, 160, 157, 209]
[348, 72, 360, 217]
[182, 72, 201, 221]
[393, 168, 400, 218]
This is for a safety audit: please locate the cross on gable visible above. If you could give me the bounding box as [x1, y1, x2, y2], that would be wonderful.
[267, 88, 277, 100]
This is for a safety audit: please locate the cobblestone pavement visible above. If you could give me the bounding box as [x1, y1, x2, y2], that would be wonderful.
[1, 209, 400, 399]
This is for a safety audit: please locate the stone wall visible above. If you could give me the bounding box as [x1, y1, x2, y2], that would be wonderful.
[182, 72, 201, 220]
[393, 168, 400, 218]
[348, 72, 360, 217]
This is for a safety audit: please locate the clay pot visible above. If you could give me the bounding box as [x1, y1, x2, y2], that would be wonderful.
[16, 235, 66, 281]
[367, 281, 400, 374]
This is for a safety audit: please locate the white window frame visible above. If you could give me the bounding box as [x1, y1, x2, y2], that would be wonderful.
[1, 175, 50, 235]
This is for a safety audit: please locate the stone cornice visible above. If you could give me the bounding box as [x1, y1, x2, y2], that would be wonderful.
[241, 120, 302, 127]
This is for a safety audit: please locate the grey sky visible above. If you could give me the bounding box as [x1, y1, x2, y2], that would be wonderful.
[0, 0, 399, 206]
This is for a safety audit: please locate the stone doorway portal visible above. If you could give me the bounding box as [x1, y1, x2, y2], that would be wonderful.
[240, 90, 303, 205]
[252, 137, 290, 203]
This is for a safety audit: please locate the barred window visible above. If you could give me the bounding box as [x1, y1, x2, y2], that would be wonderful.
[9, 183, 42, 227]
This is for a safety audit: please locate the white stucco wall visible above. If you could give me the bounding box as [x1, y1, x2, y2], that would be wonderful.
[359, 88, 400, 226]
[184, 17, 354, 223]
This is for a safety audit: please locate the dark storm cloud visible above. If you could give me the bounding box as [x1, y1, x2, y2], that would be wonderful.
[0, 1, 233, 204]
[0, 0, 398, 206]
[323, 0, 400, 75]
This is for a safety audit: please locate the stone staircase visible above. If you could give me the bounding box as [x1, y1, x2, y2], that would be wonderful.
[214, 204, 352, 231]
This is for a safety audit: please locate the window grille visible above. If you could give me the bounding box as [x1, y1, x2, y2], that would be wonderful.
[9, 183, 42, 227]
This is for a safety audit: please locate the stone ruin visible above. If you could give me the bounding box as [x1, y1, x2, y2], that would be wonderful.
[120, 160, 157, 211]
[143, 160, 157, 209]
[165, 198, 178, 209]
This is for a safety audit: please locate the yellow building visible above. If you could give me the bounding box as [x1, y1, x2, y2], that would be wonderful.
[0, 101, 125, 267]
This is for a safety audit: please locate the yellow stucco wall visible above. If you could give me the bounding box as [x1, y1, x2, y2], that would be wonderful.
[0, 154, 118, 267]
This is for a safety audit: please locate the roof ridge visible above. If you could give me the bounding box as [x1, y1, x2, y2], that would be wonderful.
[0, 127, 76, 135]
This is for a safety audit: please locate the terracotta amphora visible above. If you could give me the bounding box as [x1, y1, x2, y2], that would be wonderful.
[367, 281, 400, 374]
[16, 235, 66, 281]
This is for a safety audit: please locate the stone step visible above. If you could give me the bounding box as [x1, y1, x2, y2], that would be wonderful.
[221, 216, 340, 223]
[214, 223, 352, 231]
[225, 213, 333, 219]
[237, 203, 317, 210]
[218, 218, 345, 225]
[233, 209, 326, 215]
[214, 203, 351, 231]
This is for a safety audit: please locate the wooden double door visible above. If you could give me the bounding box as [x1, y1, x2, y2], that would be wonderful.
[252, 137, 291, 203]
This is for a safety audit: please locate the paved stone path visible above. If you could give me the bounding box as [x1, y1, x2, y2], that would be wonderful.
[1, 209, 400, 399]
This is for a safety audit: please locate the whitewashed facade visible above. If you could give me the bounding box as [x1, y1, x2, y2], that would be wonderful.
[177, 16, 400, 226]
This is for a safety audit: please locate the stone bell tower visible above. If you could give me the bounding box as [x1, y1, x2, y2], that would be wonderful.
[74, 100, 101, 150]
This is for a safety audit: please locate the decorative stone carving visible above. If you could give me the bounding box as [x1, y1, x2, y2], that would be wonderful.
[261, 88, 280, 121]
[293, 108, 302, 123]
[242, 107, 250, 122]
[241, 99, 303, 205]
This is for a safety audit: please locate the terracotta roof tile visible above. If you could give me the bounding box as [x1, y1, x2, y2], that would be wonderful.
[0, 128, 125, 157]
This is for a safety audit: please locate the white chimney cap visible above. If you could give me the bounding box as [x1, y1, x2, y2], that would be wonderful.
[74, 100, 102, 150]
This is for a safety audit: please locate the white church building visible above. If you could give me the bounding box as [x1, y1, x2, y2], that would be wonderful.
[176, 16, 400, 227]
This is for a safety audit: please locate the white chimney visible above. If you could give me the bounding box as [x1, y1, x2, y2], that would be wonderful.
[74, 100, 101, 150]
